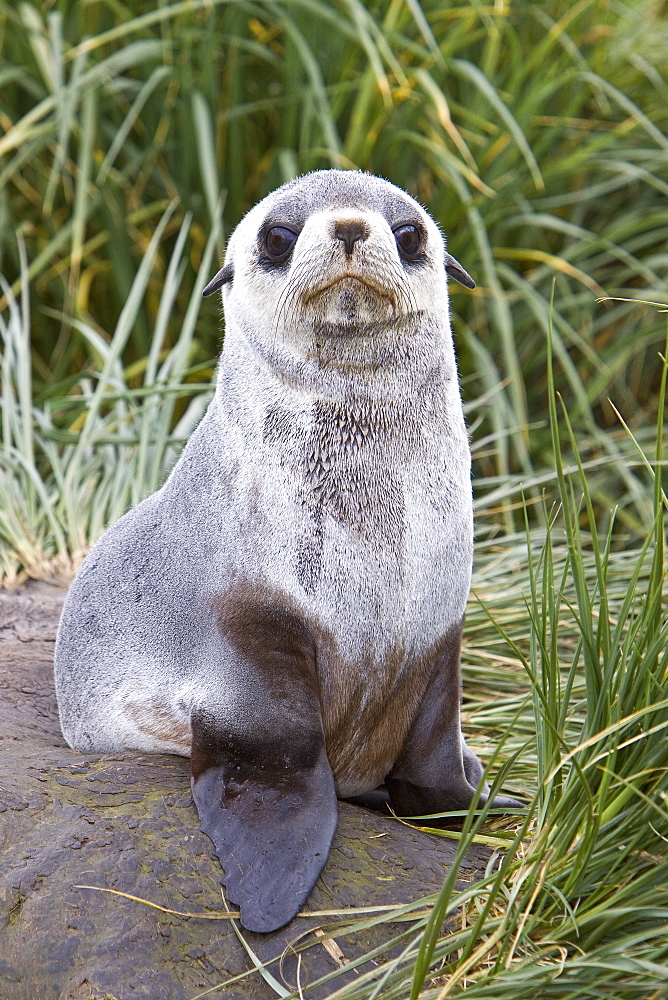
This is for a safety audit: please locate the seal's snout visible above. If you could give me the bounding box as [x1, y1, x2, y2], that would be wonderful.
[333, 218, 369, 256]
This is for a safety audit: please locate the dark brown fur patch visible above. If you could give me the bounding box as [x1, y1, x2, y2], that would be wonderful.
[319, 620, 464, 790]
[209, 581, 465, 794]
[214, 585, 318, 687]
[200, 584, 324, 777]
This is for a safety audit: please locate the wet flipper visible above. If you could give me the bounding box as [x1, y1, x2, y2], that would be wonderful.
[190, 591, 338, 933]
[386, 622, 523, 816]
[191, 724, 337, 933]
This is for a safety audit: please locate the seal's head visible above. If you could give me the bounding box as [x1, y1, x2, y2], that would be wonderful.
[203, 170, 474, 348]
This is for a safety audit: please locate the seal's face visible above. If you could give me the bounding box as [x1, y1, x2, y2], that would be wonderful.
[263, 207, 423, 332]
[203, 170, 474, 349]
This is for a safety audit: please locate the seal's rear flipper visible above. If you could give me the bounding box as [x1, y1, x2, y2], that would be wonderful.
[191, 716, 337, 933]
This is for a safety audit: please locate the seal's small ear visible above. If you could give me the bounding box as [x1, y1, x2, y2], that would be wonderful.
[444, 253, 475, 290]
[202, 264, 234, 297]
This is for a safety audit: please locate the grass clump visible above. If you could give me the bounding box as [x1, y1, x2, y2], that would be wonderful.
[1, 0, 667, 499]
[0, 209, 220, 583]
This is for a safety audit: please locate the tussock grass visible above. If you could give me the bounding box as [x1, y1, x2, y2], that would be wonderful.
[0, 211, 220, 583]
[1, 0, 667, 500]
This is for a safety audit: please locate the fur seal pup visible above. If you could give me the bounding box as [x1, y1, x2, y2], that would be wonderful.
[55, 169, 519, 934]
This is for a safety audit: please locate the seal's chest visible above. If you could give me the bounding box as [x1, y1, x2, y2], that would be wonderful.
[237, 398, 472, 644]
[258, 393, 460, 562]
[264, 395, 415, 530]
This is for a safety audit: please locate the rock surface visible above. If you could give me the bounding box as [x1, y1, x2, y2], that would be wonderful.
[0, 583, 490, 1000]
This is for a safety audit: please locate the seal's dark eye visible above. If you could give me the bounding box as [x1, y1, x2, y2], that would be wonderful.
[265, 226, 298, 260]
[393, 224, 421, 259]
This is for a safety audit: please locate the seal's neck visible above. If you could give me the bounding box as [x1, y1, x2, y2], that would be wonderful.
[219, 311, 458, 408]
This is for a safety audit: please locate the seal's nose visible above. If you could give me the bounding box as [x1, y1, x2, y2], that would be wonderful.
[334, 219, 369, 256]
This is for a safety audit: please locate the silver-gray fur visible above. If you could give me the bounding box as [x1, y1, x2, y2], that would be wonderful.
[54, 170, 518, 933]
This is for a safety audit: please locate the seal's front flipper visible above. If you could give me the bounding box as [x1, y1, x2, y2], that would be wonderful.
[386, 622, 523, 817]
[189, 590, 339, 932]
[190, 714, 337, 934]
